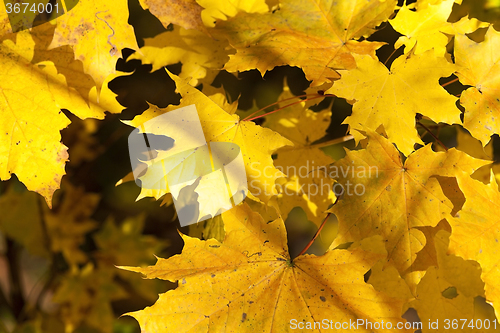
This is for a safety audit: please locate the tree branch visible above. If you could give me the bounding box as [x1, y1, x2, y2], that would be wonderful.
[6, 238, 24, 320]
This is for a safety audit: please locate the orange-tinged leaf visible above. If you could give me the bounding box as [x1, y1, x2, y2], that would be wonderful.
[121, 203, 410, 333]
[455, 26, 500, 145]
[328, 129, 488, 273]
[49, 0, 139, 90]
[327, 51, 460, 156]
[138, 0, 207, 32]
[448, 173, 500, 318]
[212, 0, 396, 86]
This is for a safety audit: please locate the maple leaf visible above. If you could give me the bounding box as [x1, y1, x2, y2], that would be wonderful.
[43, 181, 100, 265]
[30, 23, 125, 110]
[0, 186, 49, 258]
[94, 215, 166, 301]
[125, 71, 292, 205]
[455, 128, 496, 183]
[390, 0, 488, 56]
[326, 51, 460, 156]
[121, 203, 410, 332]
[327, 129, 488, 274]
[264, 83, 336, 226]
[0, 30, 122, 206]
[49, 0, 139, 90]
[53, 263, 127, 333]
[408, 229, 493, 331]
[0, 180, 99, 264]
[455, 26, 500, 146]
[127, 26, 231, 86]
[211, 0, 396, 86]
[197, 0, 269, 27]
[448, 172, 500, 319]
[137, 0, 207, 32]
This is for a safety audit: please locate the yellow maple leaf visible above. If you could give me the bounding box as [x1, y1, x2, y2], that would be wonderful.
[212, 0, 396, 86]
[121, 203, 410, 333]
[197, 0, 269, 27]
[49, 0, 139, 90]
[0, 186, 49, 258]
[137, 0, 207, 32]
[455, 26, 500, 146]
[408, 229, 492, 331]
[127, 26, 231, 86]
[448, 172, 500, 319]
[326, 51, 460, 156]
[390, 0, 488, 56]
[124, 71, 292, 206]
[264, 83, 336, 226]
[0, 30, 122, 206]
[53, 263, 127, 333]
[328, 129, 488, 274]
[43, 181, 99, 265]
[456, 128, 495, 183]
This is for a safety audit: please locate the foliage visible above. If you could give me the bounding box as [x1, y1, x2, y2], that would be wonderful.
[1, 0, 500, 332]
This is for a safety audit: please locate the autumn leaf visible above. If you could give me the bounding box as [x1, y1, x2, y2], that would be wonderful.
[137, 0, 207, 32]
[211, 0, 396, 86]
[326, 51, 460, 156]
[455, 128, 496, 183]
[390, 0, 488, 56]
[408, 229, 493, 332]
[125, 71, 292, 204]
[448, 172, 500, 318]
[455, 26, 500, 146]
[53, 263, 127, 333]
[49, 0, 139, 90]
[121, 203, 409, 333]
[327, 129, 488, 274]
[127, 25, 231, 86]
[0, 30, 121, 206]
[43, 181, 99, 265]
[264, 82, 336, 226]
[0, 186, 48, 258]
[94, 215, 166, 301]
[197, 0, 269, 27]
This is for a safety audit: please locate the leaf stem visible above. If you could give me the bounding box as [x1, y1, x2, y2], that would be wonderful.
[0, 241, 14, 318]
[295, 212, 332, 258]
[242, 93, 314, 121]
[279, 135, 354, 152]
[383, 46, 402, 66]
[417, 121, 448, 151]
[441, 77, 459, 87]
[6, 238, 24, 320]
[245, 95, 328, 122]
